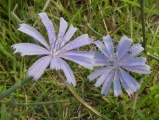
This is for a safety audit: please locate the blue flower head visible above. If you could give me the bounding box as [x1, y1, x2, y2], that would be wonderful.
[12, 12, 94, 86]
[88, 35, 151, 96]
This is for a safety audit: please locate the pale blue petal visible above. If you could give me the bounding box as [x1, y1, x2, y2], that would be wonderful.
[87, 67, 111, 81]
[121, 57, 146, 66]
[103, 35, 114, 58]
[118, 71, 134, 96]
[117, 36, 132, 60]
[121, 44, 144, 61]
[18, 24, 49, 49]
[94, 67, 113, 87]
[50, 57, 76, 86]
[39, 13, 56, 45]
[60, 50, 94, 60]
[12, 43, 50, 56]
[61, 34, 93, 51]
[101, 71, 114, 96]
[60, 59, 76, 86]
[50, 57, 62, 70]
[60, 54, 94, 69]
[89, 50, 107, 66]
[62, 24, 77, 46]
[114, 70, 122, 97]
[60, 50, 95, 69]
[57, 17, 68, 40]
[94, 40, 111, 59]
[119, 68, 140, 95]
[27, 56, 52, 80]
[89, 50, 107, 61]
[122, 65, 151, 74]
[93, 60, 107, 66]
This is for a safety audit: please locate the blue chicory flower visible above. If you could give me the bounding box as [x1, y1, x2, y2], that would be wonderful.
[88, 35, 151, 96]
[12, 12, 94, 86]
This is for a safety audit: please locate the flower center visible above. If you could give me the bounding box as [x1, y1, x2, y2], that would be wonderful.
[108, 57, 121, 69]
[49, 42, 60, 58]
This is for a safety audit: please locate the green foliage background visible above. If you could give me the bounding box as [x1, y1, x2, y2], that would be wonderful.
[0, 0, 159, 119]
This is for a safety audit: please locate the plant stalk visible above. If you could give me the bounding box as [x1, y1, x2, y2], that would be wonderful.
[132, 0, 146, 117]
[11, 99, 70, 106]
[140, 0, 146, 51]
[0, 78, 32, 100]
[147, 53, 159, 61]
[132, 75, 144, 118]
[56, 71, 110, 120]
[11, 12, 22, 24]
[1, 0, 52, 101]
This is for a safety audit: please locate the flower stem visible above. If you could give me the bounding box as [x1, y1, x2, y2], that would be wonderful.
[0, 77, 32, 100]
[147, 52, 159, 61]
[10, 99, 70, 106]
[132, 1, 146, 116]
[56, 71, 110, 120]
[140, 0, 146, 51]
[10, 11, 22, 24]
[42, 0, 51, 12]
[132, 75, 145, 118]
[87, 23, 104, 37]
[1, 0, 52, 100]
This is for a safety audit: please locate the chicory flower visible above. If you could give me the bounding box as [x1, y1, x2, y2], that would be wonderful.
[88, 35, 151, 96]
[12, 13, 94, 86]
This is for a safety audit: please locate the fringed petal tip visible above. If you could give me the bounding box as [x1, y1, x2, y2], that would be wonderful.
[59, 17, 68, 28]
[91, 37, 94, 42]
[127, 88, 139, 97]
[121, 35, 133, 42]
[60, 17, 66, 21]
[127, 84, 140, 97]
[11, 44, 23, 56]
[87, 76, 95, 82]
[26, 74, 38, 81]
[148, 70, 151, 74]
[70, 24, 78, 30]
[65, 80, 76, 87]
[87, 77, 91, 82]
[17, 23, 26, 29]
[100, 92, 110, 96]
[114, 94, 120, 97]
[38, 12, 46, 16]
[94, 83, 100, 88]
[102, 34, 111, 40]
[85, 34, 94, 42]
[17, 23, 23, 27]
[114, 86, 140, 97]
[11, 44, 15, 49]
[26, 70, 41, 81]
